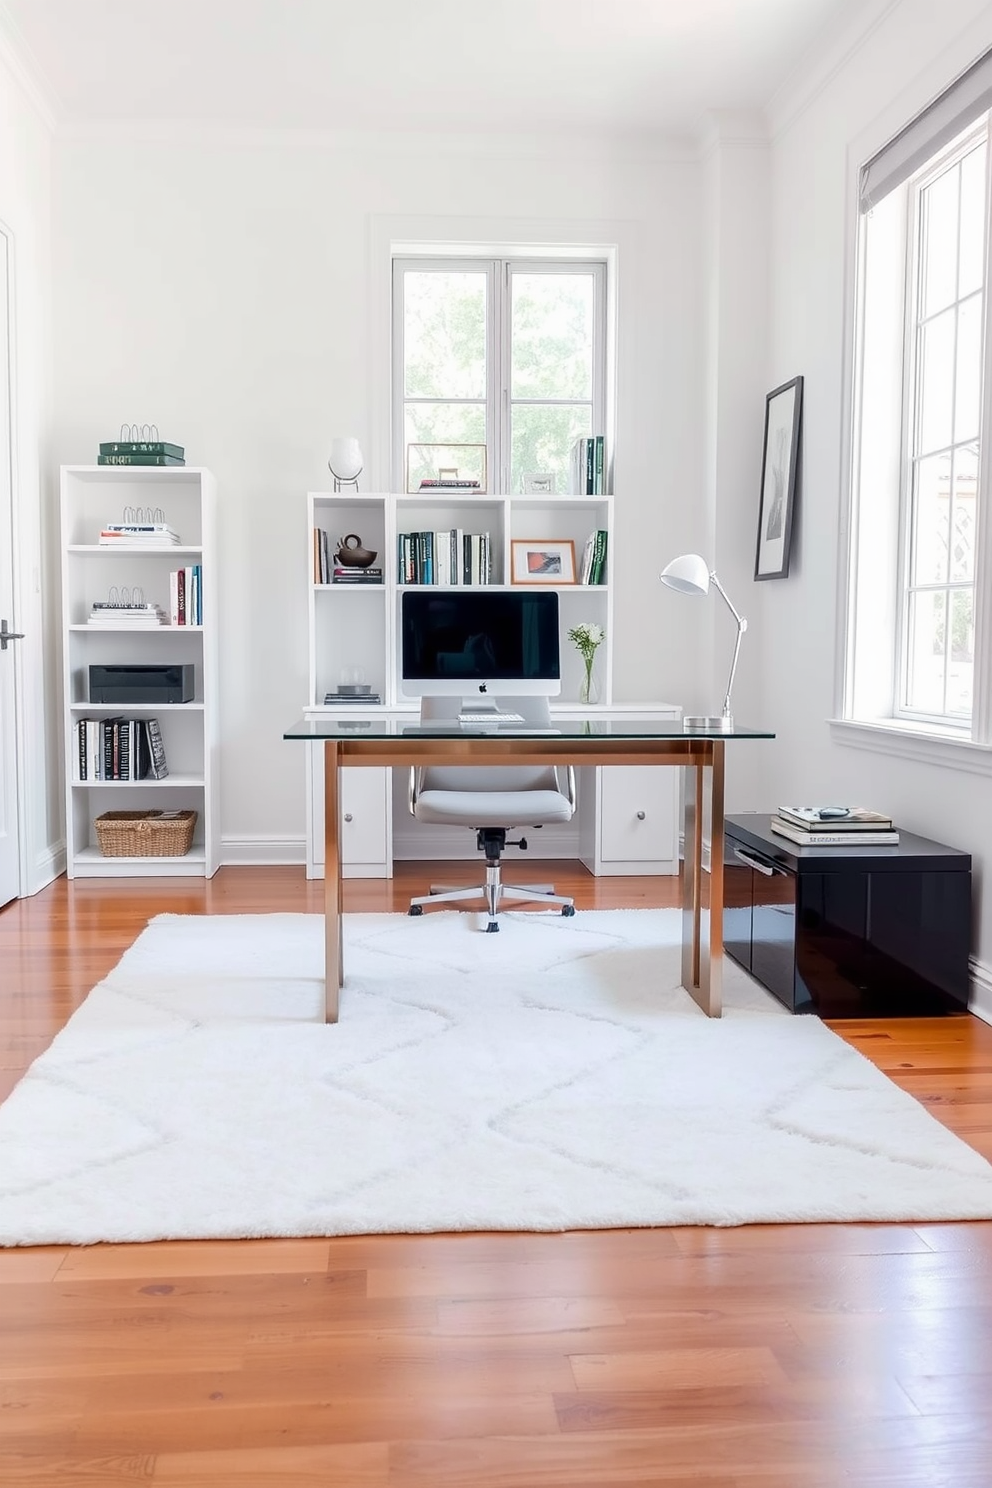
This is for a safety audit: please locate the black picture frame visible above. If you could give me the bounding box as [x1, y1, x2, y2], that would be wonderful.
[755, 375, 803, 580]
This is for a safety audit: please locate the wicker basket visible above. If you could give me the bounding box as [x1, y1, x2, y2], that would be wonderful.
[94, 809, 197, 858]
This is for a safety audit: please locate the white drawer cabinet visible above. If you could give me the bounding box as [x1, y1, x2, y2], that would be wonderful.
[306, 750, 392, 878]
[594, 766, 679, 873]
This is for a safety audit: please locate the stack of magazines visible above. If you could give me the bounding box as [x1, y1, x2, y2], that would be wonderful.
[770, 805, 898, 846]
[86, 601, 169, 627]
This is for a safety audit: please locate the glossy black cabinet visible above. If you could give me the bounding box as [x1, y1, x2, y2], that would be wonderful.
[724, 814, 971, 1017]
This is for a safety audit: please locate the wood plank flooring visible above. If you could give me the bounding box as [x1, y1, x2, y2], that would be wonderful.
[1, 864, 992, 1487]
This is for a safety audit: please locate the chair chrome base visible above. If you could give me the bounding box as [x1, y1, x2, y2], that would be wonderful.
[409, 860, 575, 932]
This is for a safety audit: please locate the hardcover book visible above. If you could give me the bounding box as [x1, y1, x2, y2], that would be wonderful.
[97, 454, 186, 467]
[770, 817, 899, 847]
[99, 441, 185, 459]
[777, 805, 894, 830]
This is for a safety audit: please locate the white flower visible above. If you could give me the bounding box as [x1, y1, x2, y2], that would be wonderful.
[568, 622, 605, 661]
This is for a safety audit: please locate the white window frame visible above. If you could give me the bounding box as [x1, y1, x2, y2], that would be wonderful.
[391, 255, 608, 495]
[838, 46, 992, 772]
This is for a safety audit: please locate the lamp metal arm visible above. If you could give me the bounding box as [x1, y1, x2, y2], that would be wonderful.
[709, 571, 748, 719]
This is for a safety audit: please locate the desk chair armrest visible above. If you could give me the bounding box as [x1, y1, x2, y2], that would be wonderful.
[555, 765, 576, 812]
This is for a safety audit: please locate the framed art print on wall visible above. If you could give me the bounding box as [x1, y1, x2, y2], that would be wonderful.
[755, 375, 803, 580]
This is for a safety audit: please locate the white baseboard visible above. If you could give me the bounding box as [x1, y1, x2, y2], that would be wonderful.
[969, 957, 992, 1026]
[220, 835, 306, 865]
[23, 842, 64, 897]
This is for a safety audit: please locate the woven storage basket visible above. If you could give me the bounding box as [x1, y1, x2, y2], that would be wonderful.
[94, 809, 197, 858]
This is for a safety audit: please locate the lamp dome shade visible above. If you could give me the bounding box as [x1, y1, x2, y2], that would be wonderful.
[328, 437, 364, 480]
[660, 552, 711, 596]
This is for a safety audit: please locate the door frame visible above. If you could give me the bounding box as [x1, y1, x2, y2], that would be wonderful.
[0, 217, 25, 906]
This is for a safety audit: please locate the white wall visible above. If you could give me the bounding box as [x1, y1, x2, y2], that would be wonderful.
[0, 41, 55, 892]
[49, 125, 707, 859]
[762, 0, 992, 993]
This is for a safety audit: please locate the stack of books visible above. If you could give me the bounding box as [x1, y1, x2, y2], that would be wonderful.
[770, 806, 898, 846]
[332, 565, 383, 584]
[324, 690, 382, 705]
[97, 441, 185, 467]
[98, 522, 181, 547]
[86, 602, 168, 628]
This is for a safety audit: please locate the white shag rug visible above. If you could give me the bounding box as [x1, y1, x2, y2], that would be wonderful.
[2, 908, 992, 1247]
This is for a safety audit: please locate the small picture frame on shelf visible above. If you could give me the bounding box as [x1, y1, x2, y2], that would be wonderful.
[521, 472, 555, 495]
[406, 443, 487, 495]
[511, 538, 576, 585]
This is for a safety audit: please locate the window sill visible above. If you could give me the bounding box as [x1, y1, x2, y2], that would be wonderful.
[829, 718, 992, 776]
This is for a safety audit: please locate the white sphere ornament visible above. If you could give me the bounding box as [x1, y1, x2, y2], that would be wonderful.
[328, 437, 363, 491]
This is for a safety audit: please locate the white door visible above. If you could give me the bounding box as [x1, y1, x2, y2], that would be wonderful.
[0, 226, 22, 908]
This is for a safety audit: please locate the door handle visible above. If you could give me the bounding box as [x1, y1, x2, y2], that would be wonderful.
[0, 620, 25, 652]
[733, 844, 779, 876]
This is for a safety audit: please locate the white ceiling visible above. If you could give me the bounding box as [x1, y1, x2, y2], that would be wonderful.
[1, 0, 868, 137]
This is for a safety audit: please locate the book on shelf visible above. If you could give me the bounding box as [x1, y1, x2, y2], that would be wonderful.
[770, 817, 899, 847]
[777, 805, 893, 831]
[144, 717, 169, 779]
[99, 441, 185, 460]
[570, 434, 606, 495]
[97, 454, 186, 466]
[397, 529, 491, 586]
[418, 478, 480, 490]
[323, 692, 382, 705]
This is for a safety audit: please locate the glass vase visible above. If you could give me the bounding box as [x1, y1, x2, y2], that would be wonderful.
[579, 657, 601, 705]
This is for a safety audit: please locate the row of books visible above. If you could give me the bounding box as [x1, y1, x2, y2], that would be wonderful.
[578, 529, 608, 585]
[770, 805, 897, 847]
[170, 566, 203, 625]
[570, 435, 607, 495]
[97, 440, 185, 467]
[98, 522, 182, 547]
[75, 716, 169, 782]
[398, 530, 493, 586]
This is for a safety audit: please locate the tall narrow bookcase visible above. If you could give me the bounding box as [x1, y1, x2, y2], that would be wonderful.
[60, 465, 219, 877]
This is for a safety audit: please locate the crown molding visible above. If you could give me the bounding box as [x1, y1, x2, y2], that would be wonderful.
[0, 2, 59, 131]
[764, 0, 904, 141]
[694, 110, 769, 162]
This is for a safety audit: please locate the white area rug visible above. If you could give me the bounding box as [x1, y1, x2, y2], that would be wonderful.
[2, 908, 992, 1246]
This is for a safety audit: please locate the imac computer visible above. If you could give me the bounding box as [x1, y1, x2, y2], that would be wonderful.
[400, 589, 560, 715]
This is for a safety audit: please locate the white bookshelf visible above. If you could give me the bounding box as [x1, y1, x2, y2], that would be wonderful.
[60, 465, 219, 878]
[306, 489, 613, 709]
[300, 488, 677, 880]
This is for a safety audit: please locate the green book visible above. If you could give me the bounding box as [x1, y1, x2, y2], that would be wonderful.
[97, 454, 186, 466]
[99, 440, 185, 459]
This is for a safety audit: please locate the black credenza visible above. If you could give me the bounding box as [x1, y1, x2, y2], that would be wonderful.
[724, 813, 971, 1017]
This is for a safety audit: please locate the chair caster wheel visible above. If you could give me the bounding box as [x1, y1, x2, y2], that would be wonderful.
[485, 921, 500, 933]
[562, 904, 576, 917]
[409, 905, 424, 916]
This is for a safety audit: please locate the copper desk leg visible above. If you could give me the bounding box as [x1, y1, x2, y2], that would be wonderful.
[680, 742, 724, 1017]
[323, 741, 342, 1023]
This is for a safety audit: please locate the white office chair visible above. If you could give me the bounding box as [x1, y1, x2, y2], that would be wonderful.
[408, 695, 576, 932]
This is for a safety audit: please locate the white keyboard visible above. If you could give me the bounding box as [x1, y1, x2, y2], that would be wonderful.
[458, 711, 525, 724]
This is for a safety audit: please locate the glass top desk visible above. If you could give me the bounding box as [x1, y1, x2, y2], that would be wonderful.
[284, 715, 774, 1024]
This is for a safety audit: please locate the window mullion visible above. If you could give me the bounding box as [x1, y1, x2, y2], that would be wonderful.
[492, 263, 509, 495]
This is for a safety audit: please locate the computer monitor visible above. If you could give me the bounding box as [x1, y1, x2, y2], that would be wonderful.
[400, 589, 561, 700]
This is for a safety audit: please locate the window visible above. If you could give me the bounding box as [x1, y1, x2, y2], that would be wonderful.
[846, 48, 992, 742]
[392, 257, 607, 495]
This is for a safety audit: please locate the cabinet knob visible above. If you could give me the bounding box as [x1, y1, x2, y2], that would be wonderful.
[636, 810, 646, 820]
[343, 813, 353, 823]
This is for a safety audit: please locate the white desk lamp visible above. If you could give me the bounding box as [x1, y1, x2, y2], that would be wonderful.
[660, 553, 747, 733]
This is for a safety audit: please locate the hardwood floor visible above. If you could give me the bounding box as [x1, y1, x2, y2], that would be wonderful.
[1, 864, 992, 1487]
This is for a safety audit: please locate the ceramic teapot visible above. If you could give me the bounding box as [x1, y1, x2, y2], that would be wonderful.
[334, 533, 378, 568]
